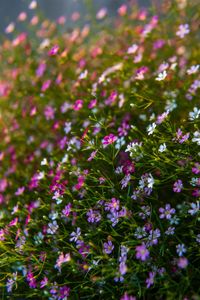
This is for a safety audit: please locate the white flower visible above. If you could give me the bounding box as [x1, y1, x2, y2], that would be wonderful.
[192, 131, 200, 145]
[188, 202, 200, 215]
[64, 122, 72, 134]
[147, 122, 157, 135]
[155, 70, 167, 81]
[41, 158, 48, 166]
[189, 107, 200, 120]
[158, 143, 167, 152]
[127, 44, 138, 54]
[147, 174, 155, 188]
[61, 154, 69, 163]
[187, 65, 199, 75]
[78, 69, 88, 80]
[176, 24, 190, 38]
[29, 1, 37, 9]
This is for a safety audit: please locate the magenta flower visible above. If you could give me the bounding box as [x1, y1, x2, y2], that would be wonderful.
[48, 45, 59, 56]
[58, 286, 70, 300]
[135, 244, 149, 261]
[62, 203, 72, 217]
[44, 105, 55, 120]
[102, 134, 117, 147]
[36, 62, 46, 77]
[73, 99, 83, 111]
[192, 163, 200, 174]
[173, 179, 183, 193]
[15, 186, 25, 196]
[40, 276, 48, 288]
[41, 79, 51, 92]
[88, 99, 97, 109]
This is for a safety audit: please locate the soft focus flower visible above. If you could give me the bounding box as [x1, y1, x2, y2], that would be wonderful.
[176, 24, 190, 38]
[103, 240, 114, 254]
[173, 180, 183, 193]
[135, 244, 149, 261]
[102, 134, 117, 147]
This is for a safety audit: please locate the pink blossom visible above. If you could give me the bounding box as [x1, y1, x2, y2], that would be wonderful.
[48, 45, 59, 56]
[88, 99, 97, 109]
[73, 99, 83, 111]
[135, 244, 149, 261]
[41, 79, 51, 92]
[102, 134, 117, 147]
[44, 105, 55, 120]
[40, 276, 48, 288]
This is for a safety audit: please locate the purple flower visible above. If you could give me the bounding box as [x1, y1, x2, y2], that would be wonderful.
[58, 285, 70, 300]
[62, 203, 72, 217]
[159, 204, 176, 219]
[146, 271, 155, 288]
[105, 198, 120, 213]
[135, 244, 149, 261]
[192, 163, 200, 174]
[44, 105, 55, 120]
[119, 261, 127, 276]
[176, 243, 186, 256]
[103, 240, 114, 254]
[177, 257, 188, 269]
[165, 226, 175, 235]
[173, 180, 183, 193]
[86, 209, 101, 223]
[120, 293, 136, 300]
[36, 62, 46, 77]
[40, 276, 48, 288]
[69, 227, 81, 243]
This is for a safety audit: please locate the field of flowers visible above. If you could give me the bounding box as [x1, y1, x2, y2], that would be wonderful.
[0, 0, 200, 299]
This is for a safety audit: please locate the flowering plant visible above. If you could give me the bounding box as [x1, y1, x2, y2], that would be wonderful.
[0, 0, 200, 299]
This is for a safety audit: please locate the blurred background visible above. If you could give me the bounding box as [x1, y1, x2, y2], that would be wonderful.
[0, 0, 150, 34]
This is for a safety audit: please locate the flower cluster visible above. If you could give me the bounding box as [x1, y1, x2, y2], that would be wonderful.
[0, 1, 200, 299]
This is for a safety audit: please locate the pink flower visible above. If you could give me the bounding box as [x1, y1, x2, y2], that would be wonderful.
[73, 99, 83, 111]
[118, 5, 127, 16]
[87, 150, 98, 161]
[88, 99, 97, 109]
[192, 163, 200, 174]
[55, 253, 71, 272]
[9, 218, 18, 227]
[44, 105, 55, 120]
[40, 276, 48, 288]
[15, 186, 25, 196]
[41, 79, 51, 92]
[176, 24, 190, 38]
[177, 257, 188, 269]
[36, 62, 46, 77]
[0, 178, 7, 192]
[135, 244, 149, 261]
[48, 45, 59, 56]
[102, 134, 117, 147]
